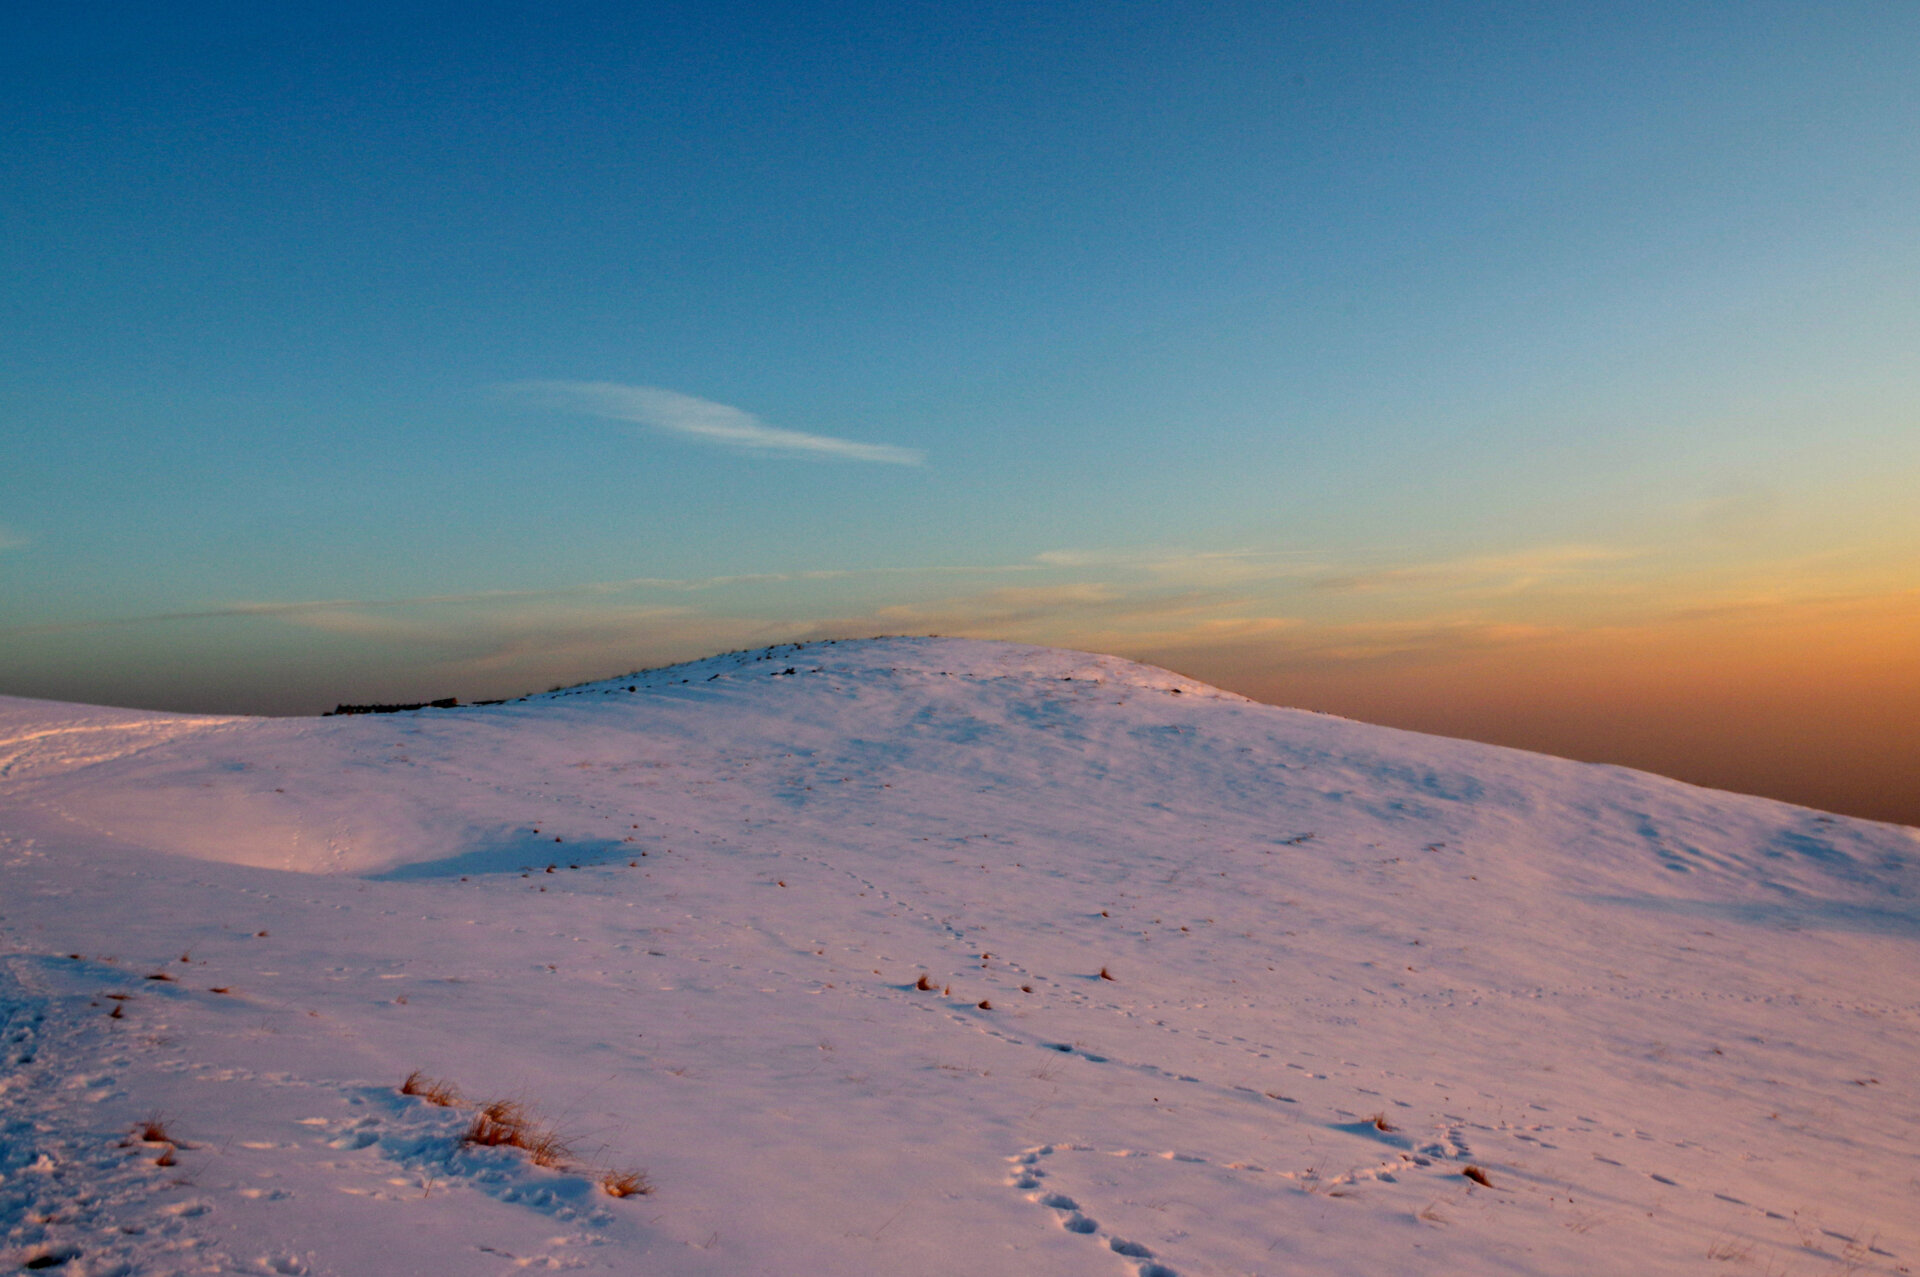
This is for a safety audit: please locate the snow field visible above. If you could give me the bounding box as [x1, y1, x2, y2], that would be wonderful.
[2, 637, 1916, 1274]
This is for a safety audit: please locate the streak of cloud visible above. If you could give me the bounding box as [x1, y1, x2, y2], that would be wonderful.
[0, 562, 1046, 636]
[1310, 545, 1640, 595]
[505, 381, 926, 465]
[1034, 547, 1320, 586]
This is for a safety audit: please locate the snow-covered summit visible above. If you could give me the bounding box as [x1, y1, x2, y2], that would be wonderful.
[3, 638, 1916, 1275]
[541, 635, 1242, 699]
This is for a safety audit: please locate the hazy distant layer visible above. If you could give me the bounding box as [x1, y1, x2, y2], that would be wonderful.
[6, 593, 1918, 829]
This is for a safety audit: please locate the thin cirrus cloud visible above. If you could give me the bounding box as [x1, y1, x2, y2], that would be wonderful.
[505, 381, 926, 466]
[0, 561, 1050, 636]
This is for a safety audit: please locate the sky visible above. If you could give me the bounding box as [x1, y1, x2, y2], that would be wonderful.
[3, 0, 1917, 825]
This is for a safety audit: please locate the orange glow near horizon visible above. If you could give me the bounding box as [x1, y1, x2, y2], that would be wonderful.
[1141, 589, 1920, 828]
[6, 556, 1916, 831]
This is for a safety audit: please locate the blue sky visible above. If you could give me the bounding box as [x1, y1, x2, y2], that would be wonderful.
[4, 1, 1918, 819]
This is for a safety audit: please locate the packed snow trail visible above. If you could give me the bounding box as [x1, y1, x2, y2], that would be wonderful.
[2, 637, 1916, 1275]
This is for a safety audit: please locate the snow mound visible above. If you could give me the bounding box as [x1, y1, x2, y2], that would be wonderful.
[3, 636, 1909, 904]
[545, 635, 1242, 700]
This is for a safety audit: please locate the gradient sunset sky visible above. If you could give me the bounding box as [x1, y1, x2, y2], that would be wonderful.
[4, 2, 1917, 824]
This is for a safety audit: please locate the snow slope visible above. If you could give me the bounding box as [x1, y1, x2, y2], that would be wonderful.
[2, 636, 1916, 1276]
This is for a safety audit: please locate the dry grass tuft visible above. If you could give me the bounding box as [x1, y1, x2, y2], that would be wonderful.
[1462, 1165, 1493, 1187]
[126, 1112, 187, 1164]
[1099, 966, 1117, 981]
[522, 1128, 572, 1169]
[463, 1100, 530, 1149]
[462, 1112, 518, 1148]
[601, 1168, 654, 1198]
[402, 1071, 652, 1198]
[461, 1099, 570, 1168]
[915, 974, 935, 991]
[400, 1071, 462, 1107]
[1370, 1112, 1397, 1132]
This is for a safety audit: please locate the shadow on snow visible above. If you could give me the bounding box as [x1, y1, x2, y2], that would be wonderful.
[367, 832, 635, 881]
[1583, 894, 1920, 936]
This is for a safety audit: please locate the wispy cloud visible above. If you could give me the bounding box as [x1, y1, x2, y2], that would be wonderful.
[0, 561, 1047, 636]
[1034, 547, 1319, 585]
[504, 381, 926, 465]
[1309, 544, 1640, 595]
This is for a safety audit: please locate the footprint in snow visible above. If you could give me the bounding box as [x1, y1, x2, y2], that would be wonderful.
[1006, 1145, 1177, 1275]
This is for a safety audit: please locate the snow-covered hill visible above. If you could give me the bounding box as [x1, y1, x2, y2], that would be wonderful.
[3, 637, 1915, 1275]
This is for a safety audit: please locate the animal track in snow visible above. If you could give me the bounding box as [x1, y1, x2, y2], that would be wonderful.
[1005, 1128, 1496, 1276]
[1007, 1146, 1167, 1271]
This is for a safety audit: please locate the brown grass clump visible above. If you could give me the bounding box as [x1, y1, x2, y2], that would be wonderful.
[126, 1113, 187, 1164]
[522, 1127, 572, 1169]
[1370, 1112, 1397, 1132]
[915, 974, 935, 991]
[601, 1167, 654, 1198]
[1462, 1165, 1493, 1187]
[404, 1072, 652, 1198]
[1099, 966, 1116, 981]
[461, 1099, 571, 1168]
[463, 1100, 530, 1149]
[400, 1071, 462, 1107]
